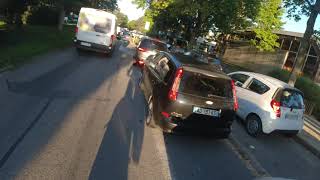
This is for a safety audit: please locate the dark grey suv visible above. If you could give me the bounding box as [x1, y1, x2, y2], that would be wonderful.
[139, 52, 238, 138]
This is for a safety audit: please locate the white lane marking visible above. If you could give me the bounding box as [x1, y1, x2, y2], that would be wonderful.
[151, 128, 172, 180]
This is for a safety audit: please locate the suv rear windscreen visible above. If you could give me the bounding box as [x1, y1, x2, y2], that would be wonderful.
[179, 71, 233, 98]
[139, 39, 167, 51]
[280, 89, 304, 109]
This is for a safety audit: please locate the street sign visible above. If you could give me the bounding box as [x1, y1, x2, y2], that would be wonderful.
[145, 21, 150, 30]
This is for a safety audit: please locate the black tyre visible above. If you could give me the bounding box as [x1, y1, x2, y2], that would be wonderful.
[146, 96, 156, 128]
[246, 115, 262, 137]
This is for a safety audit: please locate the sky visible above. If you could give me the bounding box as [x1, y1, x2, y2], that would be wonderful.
[118, 0, 320, 33]
[118, 0, 145, 21]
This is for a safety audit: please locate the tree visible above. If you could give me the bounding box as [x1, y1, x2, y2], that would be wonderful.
[136, 0, 282, 51]
[128, 20, 137, 30]
[114, 10, 128, 27]
[284, 0, 320, 86]
[251, 0, 284, 51]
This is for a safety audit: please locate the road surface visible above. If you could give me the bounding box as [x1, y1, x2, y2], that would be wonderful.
[0, 43, 319, 180]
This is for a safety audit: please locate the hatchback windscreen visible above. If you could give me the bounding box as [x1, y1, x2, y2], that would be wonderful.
[139, 40, 167, 51]
[179, 71, 232, 98]
[281, 89, 304, 109]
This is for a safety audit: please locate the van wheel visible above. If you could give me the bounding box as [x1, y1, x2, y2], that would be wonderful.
[246, 115, 262, 137]
[146, 96, 156, 128]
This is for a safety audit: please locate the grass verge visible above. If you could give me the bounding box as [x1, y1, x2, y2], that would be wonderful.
[0, 25, 75, 69]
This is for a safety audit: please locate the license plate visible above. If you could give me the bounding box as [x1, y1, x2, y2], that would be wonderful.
[81, 42, 91, 47]
[193, 107, 220, 117]
[285, 114, 298, 120]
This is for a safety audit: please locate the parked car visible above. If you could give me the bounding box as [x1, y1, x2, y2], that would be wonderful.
[228, 71, 305, 137]
[139, 51, 238, 138]
[74, 8, 117, 55]
[133, 38, 168, 66]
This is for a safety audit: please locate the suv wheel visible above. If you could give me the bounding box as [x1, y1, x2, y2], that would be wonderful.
[246, 115, 262, 137]
[146, 96, 156, 128]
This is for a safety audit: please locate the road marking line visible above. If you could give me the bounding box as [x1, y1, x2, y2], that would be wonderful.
[227, 135, 270, 178]
[0, 97, 53, 168]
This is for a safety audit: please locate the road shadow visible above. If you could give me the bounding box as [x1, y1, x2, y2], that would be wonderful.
[232, 118, 320, 180]
[89, 68, 146, 180]
[163, 133, 253, 180]
[0, 44, 138, 178]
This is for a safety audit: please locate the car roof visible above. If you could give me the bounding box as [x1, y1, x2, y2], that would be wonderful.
[141, 37, 166, 44]
[234, 71, 301, 91]
[166, 52, 230, 80]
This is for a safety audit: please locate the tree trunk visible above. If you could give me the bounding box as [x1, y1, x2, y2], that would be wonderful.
[288, 0, 320, 86]
[58, 5, 65, 31]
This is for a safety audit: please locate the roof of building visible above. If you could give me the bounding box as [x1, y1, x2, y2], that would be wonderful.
[273, 30, 304, 38]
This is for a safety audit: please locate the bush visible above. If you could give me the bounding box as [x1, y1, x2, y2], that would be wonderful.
[267, 68, 320, 120]
[28, 6, 59, 26]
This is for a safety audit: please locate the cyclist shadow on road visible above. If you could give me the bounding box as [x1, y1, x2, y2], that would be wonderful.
[89, 71, 146, 180]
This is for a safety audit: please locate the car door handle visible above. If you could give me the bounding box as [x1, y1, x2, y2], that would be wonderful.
[96, 34, 101, 37]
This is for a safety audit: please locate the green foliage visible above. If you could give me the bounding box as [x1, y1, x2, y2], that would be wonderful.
[127, 17, 146, 32]
[252, 0, 283, 51]
[267, 68, 320, 119]
[136, 0, 283, 51]
[0, 25, 75, 69]
[28, 6, 60, 26]
[114, 11, 128, 27]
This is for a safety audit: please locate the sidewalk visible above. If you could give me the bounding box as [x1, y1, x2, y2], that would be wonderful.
[295, 115, 320, 158]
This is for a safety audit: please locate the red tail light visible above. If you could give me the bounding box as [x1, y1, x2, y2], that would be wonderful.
[161, 112, 170, 118]
[75, 26, 78, 34]
[231, 80, 239, 111]
[168, 68, 183, 101]
[109, 35, 115, 47]
[138, 47, 147, 52]
[137, 60, 144, 66]
[271, 99, 281, 118]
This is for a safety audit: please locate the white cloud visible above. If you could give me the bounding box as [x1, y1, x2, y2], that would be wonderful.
[118, 0, 145, 21]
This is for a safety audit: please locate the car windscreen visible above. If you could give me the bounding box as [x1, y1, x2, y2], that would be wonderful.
[179, 71, 233, 98]
[79, 11, 112, 34]
[280, 89, 304, 109]
[139, 39, 167, 51]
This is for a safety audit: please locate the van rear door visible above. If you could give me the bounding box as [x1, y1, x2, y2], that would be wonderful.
[76, 8, 115, 46]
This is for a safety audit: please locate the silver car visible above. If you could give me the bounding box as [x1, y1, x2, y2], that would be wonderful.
[134, 38, 168, 66]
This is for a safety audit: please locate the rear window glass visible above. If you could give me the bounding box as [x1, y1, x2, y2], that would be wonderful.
[179, 71, 232, 98]
[139, 39, 167, 51]
[248, 78, 270, 94]
[281, 90, 304, 109]
[79, 12, 112, 33]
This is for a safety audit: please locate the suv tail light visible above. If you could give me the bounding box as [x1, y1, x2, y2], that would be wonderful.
[138, 47, 147, 52]
[231, 80, 239, 111]
[168, 68, 183, 101]
[109, 35, 115, 47]
[271, 99, 281, 117]
[75, 26, 78, 34]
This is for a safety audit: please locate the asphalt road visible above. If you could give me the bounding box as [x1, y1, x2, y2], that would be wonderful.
[0, 43, 318, 180]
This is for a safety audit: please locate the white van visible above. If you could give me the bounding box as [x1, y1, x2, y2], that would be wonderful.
[74, 8, 117, 55]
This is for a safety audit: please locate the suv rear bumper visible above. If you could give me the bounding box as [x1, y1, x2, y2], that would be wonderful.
[161, 115, 234, 137]
[74, 39, 112, 53]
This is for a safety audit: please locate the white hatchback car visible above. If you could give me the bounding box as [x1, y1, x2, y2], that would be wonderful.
[228, 71, 305, 137]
